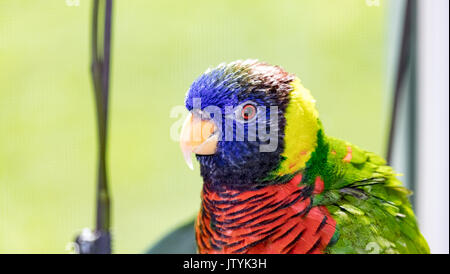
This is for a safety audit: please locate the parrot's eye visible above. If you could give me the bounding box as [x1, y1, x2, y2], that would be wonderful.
[229, 101, 258, 123]
[241, 104, 257, 121]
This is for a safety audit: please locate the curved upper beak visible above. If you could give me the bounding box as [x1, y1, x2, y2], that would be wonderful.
[179, 112, 219, 169]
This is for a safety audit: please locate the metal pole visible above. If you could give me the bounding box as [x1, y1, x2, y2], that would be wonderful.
[386, 0, 416, 164]
[74, 0, 113, 254]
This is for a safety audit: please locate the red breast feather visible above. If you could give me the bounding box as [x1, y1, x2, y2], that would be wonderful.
[196, 173, 336, 254]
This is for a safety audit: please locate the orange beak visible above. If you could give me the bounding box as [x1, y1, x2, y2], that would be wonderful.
[179, 112, 219, 169]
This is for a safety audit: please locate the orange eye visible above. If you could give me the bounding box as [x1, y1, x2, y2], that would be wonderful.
[241, 104, 257, 121]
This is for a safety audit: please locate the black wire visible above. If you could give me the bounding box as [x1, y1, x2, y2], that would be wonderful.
[91, 0, 113, 253]
[386, 0, 415, 163]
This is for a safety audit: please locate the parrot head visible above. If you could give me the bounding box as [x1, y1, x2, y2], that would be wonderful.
[180, 60, 321, 188]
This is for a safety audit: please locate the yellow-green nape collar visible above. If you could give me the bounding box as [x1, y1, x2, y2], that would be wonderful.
[272, 78, 320, 177]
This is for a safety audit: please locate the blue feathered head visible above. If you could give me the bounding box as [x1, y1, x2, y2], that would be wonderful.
[181, 60, 310, 188]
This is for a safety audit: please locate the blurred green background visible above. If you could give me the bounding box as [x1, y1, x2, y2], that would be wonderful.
[0, 0, 387, 253]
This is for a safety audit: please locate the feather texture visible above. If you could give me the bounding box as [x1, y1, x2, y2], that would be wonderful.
[187, 60, 429, 254]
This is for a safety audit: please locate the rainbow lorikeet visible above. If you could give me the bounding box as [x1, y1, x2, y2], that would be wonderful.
[179, 60, 429, 254]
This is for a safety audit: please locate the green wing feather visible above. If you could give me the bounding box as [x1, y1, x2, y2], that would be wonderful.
[305, 129, 429, 254]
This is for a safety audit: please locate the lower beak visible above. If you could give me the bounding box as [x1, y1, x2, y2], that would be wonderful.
[179, 112, 219, 169]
